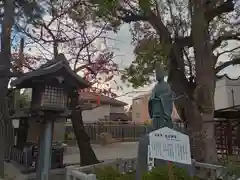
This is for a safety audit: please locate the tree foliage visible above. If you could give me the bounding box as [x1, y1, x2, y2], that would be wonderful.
[91, 0, 240, 86]
[121, 36, 168, 88]
[89, 0, 240, 163]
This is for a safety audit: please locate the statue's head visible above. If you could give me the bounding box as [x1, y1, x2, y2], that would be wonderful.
[155, 62, 165, 82]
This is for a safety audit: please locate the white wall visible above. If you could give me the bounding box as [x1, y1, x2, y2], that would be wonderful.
[131, 94, 150, 123]
[229, 86, 240, 106]
[131, 97, 143, 122]
[215, 77, 240, 110]
[215, 78, 230, 110]
[110, 106, 125, 113]
[82, 105, 110, 123]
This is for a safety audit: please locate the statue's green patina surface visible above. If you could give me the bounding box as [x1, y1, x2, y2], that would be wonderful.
[148, 62, 174, 130]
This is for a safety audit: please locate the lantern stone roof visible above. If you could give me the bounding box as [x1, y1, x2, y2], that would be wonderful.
[11, 53, 90, 89]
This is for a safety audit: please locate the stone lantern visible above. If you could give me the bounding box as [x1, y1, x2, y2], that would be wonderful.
[11, 53, 89, 180]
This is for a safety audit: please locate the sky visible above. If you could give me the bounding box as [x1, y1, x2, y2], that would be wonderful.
[104, 24, 155, 105]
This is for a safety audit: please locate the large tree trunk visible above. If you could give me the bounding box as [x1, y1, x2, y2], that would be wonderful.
[0, 0, 15, 177]
[169, 59, 217, 162]
[168, 45, 217, 163]
[181, 101, 216, 163]
[191, 0, 217, 163]
[0, 82, 8, 178]
[70, 91, 100, 166]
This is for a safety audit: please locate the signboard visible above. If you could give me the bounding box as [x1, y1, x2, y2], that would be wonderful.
[149, 127, 191, 165]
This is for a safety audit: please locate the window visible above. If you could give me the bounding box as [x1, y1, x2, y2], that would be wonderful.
[134, 98, 141, 105]
[136, 112, 140, 118]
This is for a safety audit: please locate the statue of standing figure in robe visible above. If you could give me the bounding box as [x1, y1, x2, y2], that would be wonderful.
[148, 62, 174, 130]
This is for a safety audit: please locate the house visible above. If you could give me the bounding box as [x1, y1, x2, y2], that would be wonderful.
[132, 93, 151, 124]
[215, 75, 240, 110]
[214, 75, 240, 157]
[131, 92, 180, 124]
[79, 90, 130, 123]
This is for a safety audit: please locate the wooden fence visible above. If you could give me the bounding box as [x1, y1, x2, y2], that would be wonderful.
[185, 119, 240, 161]
[86, 124, 149, 141]
[65, 124, 149, 142]
[65, 120, 240, 162]
[65, 122, 185, 143]
[214, 119, 240, 161]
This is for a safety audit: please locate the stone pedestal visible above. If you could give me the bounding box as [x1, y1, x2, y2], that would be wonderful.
[136, 135, 195, 180]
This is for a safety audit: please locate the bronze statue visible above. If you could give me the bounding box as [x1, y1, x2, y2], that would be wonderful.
[148, 62, 174, 130]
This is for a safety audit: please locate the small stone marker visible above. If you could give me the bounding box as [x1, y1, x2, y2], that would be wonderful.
[136, 127, 195, 180]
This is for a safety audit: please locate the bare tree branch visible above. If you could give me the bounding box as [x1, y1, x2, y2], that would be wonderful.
[117, 7, 148, 23]
[73, 23, 107, 71]
[215, 57, 240, 73]
[212, 32, 240, 50]
[215, 46, 240, 59]
[205, 0, 235, 23]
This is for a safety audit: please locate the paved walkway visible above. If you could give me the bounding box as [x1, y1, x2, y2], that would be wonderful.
[4, 142, 138, 180]
[64, 142, 139, 164]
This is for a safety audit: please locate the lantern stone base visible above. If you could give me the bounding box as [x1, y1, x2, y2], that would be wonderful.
[4, 162, 65, 180]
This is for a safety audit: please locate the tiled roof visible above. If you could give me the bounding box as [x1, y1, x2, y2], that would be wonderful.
[79, 91, 127, 107]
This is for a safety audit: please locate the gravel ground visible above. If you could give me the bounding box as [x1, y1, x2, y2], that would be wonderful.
[63, 142, 139, 164]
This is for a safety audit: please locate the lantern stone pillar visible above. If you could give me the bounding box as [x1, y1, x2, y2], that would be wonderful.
[36, 119, 54, 180]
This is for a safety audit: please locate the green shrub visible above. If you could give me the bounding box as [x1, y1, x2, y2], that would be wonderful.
[218, 156, 240, 180]
[142, 165, 198, 180]
[116, 172, 136, 180]
[95, 165, 198, 180]
[95, 166, 121, 180]
[218, 163, 240, 180]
